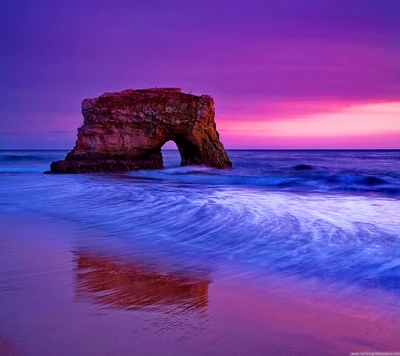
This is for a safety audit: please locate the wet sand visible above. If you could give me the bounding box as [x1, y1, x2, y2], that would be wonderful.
[1, 215, 400, 356]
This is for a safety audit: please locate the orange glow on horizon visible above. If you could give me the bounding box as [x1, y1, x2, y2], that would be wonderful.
[218, 102, 400, 149]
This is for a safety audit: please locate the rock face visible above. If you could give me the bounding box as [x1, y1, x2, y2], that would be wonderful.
[50, 88, 232, 173]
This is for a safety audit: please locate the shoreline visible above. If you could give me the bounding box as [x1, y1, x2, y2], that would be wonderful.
[1, 214, 400, 355]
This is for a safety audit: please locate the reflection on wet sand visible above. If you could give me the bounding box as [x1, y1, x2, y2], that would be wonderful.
[74, 251, 210, 316]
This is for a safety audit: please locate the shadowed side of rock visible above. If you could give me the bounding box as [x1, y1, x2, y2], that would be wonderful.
[50, 88, 232, 173]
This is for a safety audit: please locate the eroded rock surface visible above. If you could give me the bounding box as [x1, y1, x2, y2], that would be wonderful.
[50, 88, 232, 173]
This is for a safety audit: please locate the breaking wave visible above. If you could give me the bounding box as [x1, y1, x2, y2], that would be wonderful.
[1, 149, 400, 295]
[126, 165, 400, 197]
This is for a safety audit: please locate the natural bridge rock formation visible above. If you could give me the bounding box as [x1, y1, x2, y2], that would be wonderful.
[50, 88, 232, 173]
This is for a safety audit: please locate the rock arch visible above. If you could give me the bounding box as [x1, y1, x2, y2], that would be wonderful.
[50, 88, 232, 173]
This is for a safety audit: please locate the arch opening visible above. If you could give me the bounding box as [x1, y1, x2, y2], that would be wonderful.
[160, 136, 200, 168]
[174, 136, 200, 166]
[161, 140, 181, 168]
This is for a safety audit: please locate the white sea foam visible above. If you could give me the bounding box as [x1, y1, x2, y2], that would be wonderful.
[1, 149, 400, 293]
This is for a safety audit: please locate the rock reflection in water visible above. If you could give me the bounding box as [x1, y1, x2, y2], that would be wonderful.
[73, 251, 210, 317]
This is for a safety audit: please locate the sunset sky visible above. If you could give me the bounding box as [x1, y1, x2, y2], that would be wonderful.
[1, 0, 399, 149]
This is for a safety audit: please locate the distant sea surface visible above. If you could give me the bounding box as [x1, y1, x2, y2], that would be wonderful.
[1, 149, 400, 355]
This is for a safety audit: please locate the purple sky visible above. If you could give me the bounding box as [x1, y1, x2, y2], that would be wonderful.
[1, 0, 399, 148]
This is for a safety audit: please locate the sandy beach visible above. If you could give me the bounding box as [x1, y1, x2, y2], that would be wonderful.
[1, 214, 399, 356]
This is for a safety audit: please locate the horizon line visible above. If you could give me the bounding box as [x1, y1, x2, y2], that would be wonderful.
[1, 148, 399, 151]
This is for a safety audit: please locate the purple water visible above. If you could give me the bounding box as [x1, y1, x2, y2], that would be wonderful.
[1, 149, 399, 294]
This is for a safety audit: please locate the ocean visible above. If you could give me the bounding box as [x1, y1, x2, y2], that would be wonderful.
[1, 149, 400, 355]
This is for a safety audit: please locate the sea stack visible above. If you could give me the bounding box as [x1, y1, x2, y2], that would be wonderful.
[50, 88, 232, 173]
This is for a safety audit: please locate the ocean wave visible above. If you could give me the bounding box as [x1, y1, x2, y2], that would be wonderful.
[0, 151, 68, 162]
[0, 154, 50, 161]
[2, 172, 400, 293]
[0, 167, 46, 174]
[126, 166, 400, 197]
[292, 163, 314, 171]
[2, 150, 400, 294]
